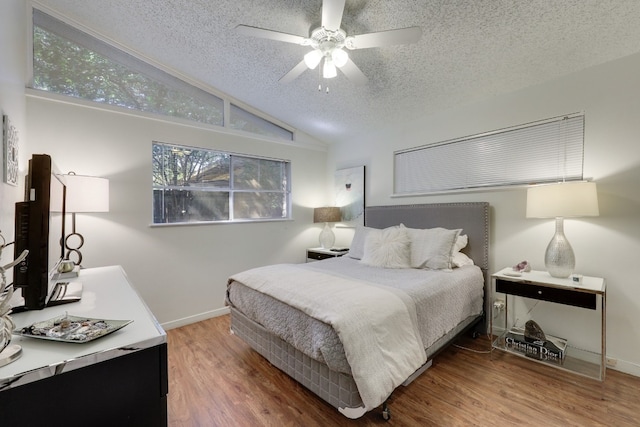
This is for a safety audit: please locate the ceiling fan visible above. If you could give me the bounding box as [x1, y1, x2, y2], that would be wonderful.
[236, 0, 422, 85]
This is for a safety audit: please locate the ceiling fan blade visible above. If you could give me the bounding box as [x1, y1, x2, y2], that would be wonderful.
[338, 58, 368, 85]
[279, 59, 309, 84]
[322, 0, 345, 31]
[235, 25, 307, 45]
[346, 27, 422, 50]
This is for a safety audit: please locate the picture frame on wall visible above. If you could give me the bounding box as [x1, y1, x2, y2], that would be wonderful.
[3, 115, 19, 187]
[334, 165, 365, 227]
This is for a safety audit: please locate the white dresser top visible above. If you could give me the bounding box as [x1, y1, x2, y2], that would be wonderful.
[0, 265, 166, 390]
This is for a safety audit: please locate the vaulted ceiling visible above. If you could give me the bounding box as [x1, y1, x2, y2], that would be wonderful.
[36, 0, 640, 145]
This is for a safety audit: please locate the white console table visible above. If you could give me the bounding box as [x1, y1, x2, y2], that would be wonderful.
[0, 265, 167, 426]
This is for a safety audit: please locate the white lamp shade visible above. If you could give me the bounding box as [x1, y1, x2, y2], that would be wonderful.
[526, 181, 599, 218]
[304, 49, 323, 69]
[332, 48, 348, 67]
[63, 174, 110, 213]
[322, 57, 337, 78]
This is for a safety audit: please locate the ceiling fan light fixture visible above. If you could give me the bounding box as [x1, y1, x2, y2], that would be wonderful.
[237, 2, 421, 86]
[331, 48, 348, 67]
[323, 57, 337, 78]
[304, 49, 323, 69]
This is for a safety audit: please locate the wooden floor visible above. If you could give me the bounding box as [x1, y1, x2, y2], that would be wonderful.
[167, 315, 639, 426]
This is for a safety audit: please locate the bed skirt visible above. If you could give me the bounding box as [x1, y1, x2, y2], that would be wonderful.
[230, 307, 364, 411]
[230, 307, 482, 418]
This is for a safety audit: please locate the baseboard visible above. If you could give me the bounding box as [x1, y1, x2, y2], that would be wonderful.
[161, 306, 230, 330]
[609, 359, 640, 378]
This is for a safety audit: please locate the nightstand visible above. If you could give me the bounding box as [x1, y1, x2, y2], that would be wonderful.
[306, 247, 349, 262]
[491, 268, 606, 381]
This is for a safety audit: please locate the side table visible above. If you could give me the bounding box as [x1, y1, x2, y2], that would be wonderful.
[491, 268, 606, 381]
[306, 247, 349, 262]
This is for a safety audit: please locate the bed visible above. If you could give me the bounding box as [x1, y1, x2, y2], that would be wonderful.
[226, 202, 490, 419]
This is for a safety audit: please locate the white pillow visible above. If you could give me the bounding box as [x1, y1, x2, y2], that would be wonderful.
[405, 225, 461, 270]
[348, 225, 374, 260]
[360, 226, 411, 269]
[452, 251, 475, 267]
[454, 234, 468, 252]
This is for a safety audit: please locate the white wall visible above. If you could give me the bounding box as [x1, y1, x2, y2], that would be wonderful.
[26, 94, 329, 328]
[0, 1, 27, 263]
[328, 53, 640, 377]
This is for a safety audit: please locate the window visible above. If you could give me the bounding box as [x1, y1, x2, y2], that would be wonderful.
[31, 9, 295, 141]
[32, 9, 224, 126]
[394, 114, 585, 194]
[230, 104, 293, 141]
[152, 142, 291, 224]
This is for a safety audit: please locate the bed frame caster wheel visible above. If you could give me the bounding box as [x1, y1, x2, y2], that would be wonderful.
[471, 330, 480, 339]
[382, 403, 391, 421]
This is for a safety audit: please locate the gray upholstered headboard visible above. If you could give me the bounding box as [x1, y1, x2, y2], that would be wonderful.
[365, 202, 490, 271]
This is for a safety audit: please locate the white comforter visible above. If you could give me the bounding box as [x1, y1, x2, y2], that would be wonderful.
[229, 264, 428, 410]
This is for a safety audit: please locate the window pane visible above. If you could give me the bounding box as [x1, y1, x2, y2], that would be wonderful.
[33, 10, 223, 126]
[233, 157, 285, 191]
[230, 104, 293, 141]
[234, 192, 287, 219]
[153, 189, 229, 223]
[153, 144, 230, 188]
[152, 142, 291, 224]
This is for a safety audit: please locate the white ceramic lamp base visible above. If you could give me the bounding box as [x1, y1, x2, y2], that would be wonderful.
[545, 217, 575, 278]
[319, 222, 335, 249]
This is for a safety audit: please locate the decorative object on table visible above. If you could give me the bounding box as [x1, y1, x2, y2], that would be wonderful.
[313, 206, 342, 249]
[512, 260, 531, 272]
[50, 259, 80, 281]
[334, 165, 365, 227]
[2, 114, 19, 186]
[505, 325, 567, 365]
[57, 259, 75, 273]
[524, 319, 546, 342]
[53, 172, 109, 266]
[0, 230, 29, 366]
[14, 312, 132, 343]
[526, 181, 599, 278]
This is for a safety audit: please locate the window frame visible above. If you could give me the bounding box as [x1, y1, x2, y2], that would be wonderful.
[152, 142, 292, 226]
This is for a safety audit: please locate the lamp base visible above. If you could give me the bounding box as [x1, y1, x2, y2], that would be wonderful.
[545, 217, 575, 278]
[319, 222, 335, 249]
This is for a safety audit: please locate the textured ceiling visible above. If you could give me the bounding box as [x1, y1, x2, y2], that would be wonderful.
[36, 0, 640, 145]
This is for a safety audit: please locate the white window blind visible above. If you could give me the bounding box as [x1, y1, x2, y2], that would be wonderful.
[394, 114, 585, 194]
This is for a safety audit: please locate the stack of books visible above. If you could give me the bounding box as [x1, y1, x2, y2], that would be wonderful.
[504, 326, 567, 365]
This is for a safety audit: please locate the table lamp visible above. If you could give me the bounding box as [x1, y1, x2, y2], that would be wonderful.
[58, 172, 110, 266]
[526, 181, 599, 278]
[313, 207, 341, 249]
